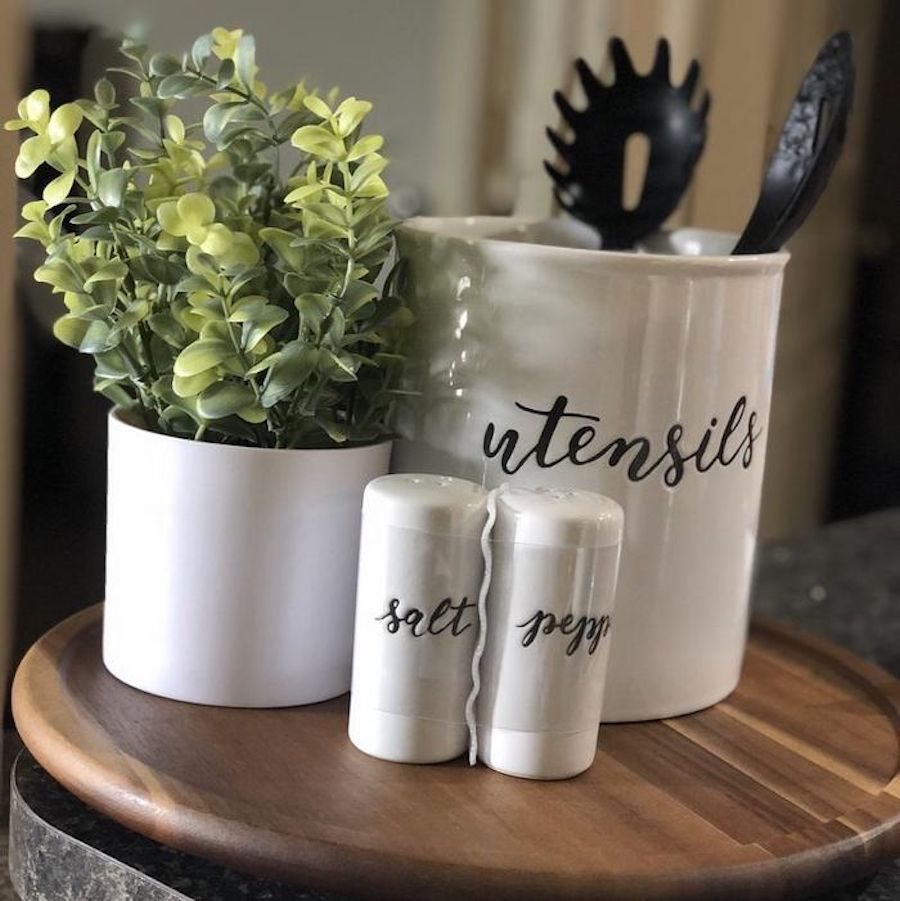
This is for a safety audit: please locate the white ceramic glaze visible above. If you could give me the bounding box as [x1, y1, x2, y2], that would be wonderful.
[477, 487, 623, 780]
[392, 217, 788, 721]
[349, 474, 487, 763]
[103, 410, 391, 707]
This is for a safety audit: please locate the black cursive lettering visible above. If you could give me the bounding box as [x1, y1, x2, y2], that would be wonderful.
[516, 609, 612, 656]
[375, 597, 476, 638]
[483, 395, 762, 486]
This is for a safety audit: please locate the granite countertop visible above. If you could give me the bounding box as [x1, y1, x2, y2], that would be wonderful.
[7, 508, 900, 901]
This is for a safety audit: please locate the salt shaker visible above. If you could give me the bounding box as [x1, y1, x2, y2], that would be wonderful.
[349, 474, 488, 763]
[477, 487, 623, 779]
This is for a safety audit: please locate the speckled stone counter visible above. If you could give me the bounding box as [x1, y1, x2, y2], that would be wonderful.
[8, 509, 900, 901]
[8, 751, 341, 900]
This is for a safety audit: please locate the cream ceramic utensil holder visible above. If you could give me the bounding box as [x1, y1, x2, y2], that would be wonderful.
[393, 217, 788, 722]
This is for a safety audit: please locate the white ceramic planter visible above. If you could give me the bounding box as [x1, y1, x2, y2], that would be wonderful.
[392, 217, 789, 722]
[103, 409, 391, 707]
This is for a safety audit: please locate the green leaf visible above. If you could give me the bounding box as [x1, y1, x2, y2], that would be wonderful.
[70, 207, 120, 226]
[233, 162, 270, 183]
[129, 96, 168, 119]
[216, 59, 236, 89]
[295, 292, 332, 329]
[303, 95, 332, 119]
[72, 303, 112, 322]
[261, 343, 318, 407]
[322, 348, 358, 380]
[203, 102, 240, 142]
[129, 255, 184, 285]
[355, 218, 395, 256]
[78, 226, 112, 241]
[35, 261, 83, 294]
[246, 353, 278, 376]
[340, 280, 379, 317]
[13, 221, 47, 242]
[227, 296, 268, 322]
[315, 416, 349, 443]
[108, 299, 149, 338]
[43, 171, 76, 207]
[173, 369, 219, 398]
[94, 349, 130, 379]
[237, 402, 268, 424]
[242, 306, 288, 351]
[283, 272, 325, 297]
[98, 168, 129, 207]
[350, 156, 388, 191]
[273, 110, 311, 142]
[191, 33, 214, 69]
[52, 314, 89, 348]
[157, 73, 206, 100]
[99, 131, 126, 161]
[290, 125, 344, 160]
[335, 98, 372, 136]
[53, 315, 111, 352]
[95, 381, 134, 407]
[373, 352, 406, 366]
[85, 130, 102, 189]
[147, 312, 186, 347]
[234, 34, 256, 89]
[327, 307, 346, 344]
[259, 227, 305, 270]
[119, 37, 147, 63]
[149, 54, 182, 77]
[15, 133, 51, 178]
[227, 103, 267, 123]
[119, 118, 160, 143]
[165, 114, 185, 144]
[84, 260, 128, 287]
[196, 381, 256, 419]
[346, 134, 383, 162]
[284, 183, 323, 206]
[173, 339, 233, 377]
[94, 77, 116, 109]
[107, 67, 145, 83]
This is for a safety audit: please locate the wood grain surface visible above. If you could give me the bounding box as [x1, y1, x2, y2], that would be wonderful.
[11, 605, 900, 900]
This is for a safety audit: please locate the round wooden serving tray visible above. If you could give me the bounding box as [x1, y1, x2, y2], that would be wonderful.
[12, 604, 900, 900]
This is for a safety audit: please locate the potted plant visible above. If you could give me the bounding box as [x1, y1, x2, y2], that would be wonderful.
[7, 26, 410, 706]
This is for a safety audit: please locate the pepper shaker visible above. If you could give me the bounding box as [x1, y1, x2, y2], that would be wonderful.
[349, 474, 488, 763]
[477, 487, 623, 779]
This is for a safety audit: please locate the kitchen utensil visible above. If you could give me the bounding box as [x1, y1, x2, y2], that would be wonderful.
[733, 31, 855, 255]
[545, 37, 710, 250]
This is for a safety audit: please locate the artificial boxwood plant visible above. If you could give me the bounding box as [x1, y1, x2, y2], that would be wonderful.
[6, 26, 411, 448]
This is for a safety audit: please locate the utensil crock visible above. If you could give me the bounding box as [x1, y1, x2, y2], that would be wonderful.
[392, 216, 788, 721]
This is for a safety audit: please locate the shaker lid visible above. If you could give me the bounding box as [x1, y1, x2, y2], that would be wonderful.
[362, 474, 488, 538]
[493, 486, 623, 548]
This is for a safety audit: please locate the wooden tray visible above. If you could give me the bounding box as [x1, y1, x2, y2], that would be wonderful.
[12, 604, 900, 900]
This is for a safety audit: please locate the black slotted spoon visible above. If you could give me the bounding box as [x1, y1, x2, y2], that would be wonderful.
[733, 31, 855, 255]
[545, 37, 711, 250]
